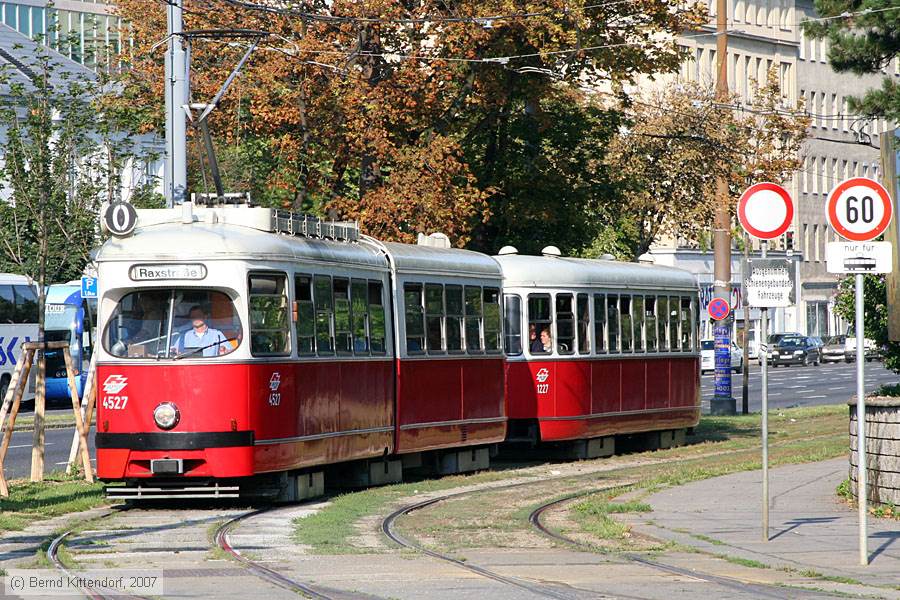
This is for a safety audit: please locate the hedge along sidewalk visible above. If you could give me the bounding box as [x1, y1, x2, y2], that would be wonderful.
[620, 458, 900, 590]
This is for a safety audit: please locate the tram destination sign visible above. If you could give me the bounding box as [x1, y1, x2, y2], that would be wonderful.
[129, 264, 208, 281]
[744, 258, 795, 308]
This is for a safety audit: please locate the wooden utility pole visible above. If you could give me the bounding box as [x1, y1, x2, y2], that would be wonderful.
[710, 0, 736, 415]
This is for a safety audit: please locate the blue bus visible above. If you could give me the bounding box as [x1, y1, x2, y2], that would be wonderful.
[44, 283, 96, 403]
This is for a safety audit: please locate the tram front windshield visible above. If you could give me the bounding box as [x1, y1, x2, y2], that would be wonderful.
[104, 290, 242, 359]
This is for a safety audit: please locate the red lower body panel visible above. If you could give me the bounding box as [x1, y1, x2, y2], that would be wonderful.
[506, 356, 700, 442]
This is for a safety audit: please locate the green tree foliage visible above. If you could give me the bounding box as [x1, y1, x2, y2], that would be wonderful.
[835, 273, 900, 373]
[804, 2, 900, 120]
[0, 45, 155, 335]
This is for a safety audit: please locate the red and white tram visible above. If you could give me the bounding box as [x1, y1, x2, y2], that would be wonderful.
[496, 247, 700, 457]
[95, 204, 504, 498]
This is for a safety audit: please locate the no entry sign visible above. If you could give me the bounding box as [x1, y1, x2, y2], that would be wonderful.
[826, 177, 893, 242]
[738, 182, 794, 240]
[707, 297, 730, 321]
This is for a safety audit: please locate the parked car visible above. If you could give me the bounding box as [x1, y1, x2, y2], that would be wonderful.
[769, 335, 822, 367]
[844, 335, 880, 362]
[757, 332, 803, 366]
[821, 335, 848, 363]
[700, 339, 744, 374]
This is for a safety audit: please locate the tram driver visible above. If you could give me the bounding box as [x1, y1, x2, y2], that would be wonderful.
[174, 305, 229, 357]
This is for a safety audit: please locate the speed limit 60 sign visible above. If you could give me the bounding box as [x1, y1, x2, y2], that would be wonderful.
[826, 177, 893, 242]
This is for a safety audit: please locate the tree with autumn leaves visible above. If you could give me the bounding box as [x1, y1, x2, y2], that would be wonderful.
[112, 0, 707, 252]
[604, 69, 811, 259]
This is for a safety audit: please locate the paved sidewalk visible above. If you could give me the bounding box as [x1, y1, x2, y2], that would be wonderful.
[624, 458, 900, 589]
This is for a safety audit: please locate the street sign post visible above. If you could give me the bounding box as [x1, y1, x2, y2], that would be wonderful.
[80, 276, 97, 300]
[737, 181, 794, 543]
[826, 176, 894, 566]
[826, 241, 893, 274]
[707, 298, 732, 406]
[707, 297, 730, 321]
[744, 258, 795, 308]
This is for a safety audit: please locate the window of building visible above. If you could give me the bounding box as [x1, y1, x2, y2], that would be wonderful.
[593, 293, 607, 354]
[314, 274, 334, 355]
[404, 283, 425, 354]
[556, 293, 575, 354]
[465, 286, 482, 352]
[248, 273, 291, 356]
[504, 294, 523, 355]
[484, 288, 502, 353]
[577, 293, 590, 354]
[425, 283, 444, 354]
[295, 274, 315, 355]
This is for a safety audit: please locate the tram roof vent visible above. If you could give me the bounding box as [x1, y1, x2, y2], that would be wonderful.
[541, 245, 562, 257]
[497, 245, 518, 255]
[599, 253, 616, 261]
[272, 210, 360, 243]
[417, 232, 451, 248]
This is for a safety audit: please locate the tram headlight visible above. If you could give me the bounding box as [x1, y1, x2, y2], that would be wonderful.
[153, 402, 180, 430]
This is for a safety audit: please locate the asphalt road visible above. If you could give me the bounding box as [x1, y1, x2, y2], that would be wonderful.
[702, 358, 898, 413]
[3, 427, 96, 480]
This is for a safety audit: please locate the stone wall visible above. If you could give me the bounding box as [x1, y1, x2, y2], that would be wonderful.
[849, 397, 900, 506]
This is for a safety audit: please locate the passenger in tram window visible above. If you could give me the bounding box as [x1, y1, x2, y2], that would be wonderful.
[540, 328, 552, 353]
[174, 305, 229, 357]
[529, 324, 544, 353]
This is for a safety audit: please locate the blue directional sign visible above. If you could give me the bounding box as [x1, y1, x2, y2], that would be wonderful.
[81, 276, 98, 299]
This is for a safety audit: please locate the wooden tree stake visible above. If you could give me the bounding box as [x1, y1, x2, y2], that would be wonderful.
[0, 349, 35, 497]
[62, 347, 93, 482]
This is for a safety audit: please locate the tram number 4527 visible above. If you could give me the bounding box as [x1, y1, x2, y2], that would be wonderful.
[103, 396, 129, 410]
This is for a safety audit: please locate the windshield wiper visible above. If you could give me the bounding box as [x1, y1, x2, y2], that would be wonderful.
[173, 337, 238, 360]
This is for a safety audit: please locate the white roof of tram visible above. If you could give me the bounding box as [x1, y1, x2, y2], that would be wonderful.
[494, 254, 698, 292]
[382, 242, 502, 279]
[95, 220, 388, 269]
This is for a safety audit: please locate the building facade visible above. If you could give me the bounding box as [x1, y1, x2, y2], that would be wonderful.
[0, 0, 121, 67]
[649, 0, 897, 339]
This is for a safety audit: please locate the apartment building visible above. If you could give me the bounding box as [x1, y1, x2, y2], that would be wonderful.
[649, 0, 898, 339]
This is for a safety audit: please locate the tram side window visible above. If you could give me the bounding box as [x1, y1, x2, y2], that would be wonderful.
[446, 285, 464, 353]
[294, 275, 315, 355]
[483, 288, 502, 353]
[528, 294, 552, 354]
[680, 297, 692, 351]
[593, 294, 607, 354]
[645, 296, 658, 351]
[314, 275, 334, 355]
[249, 273, 291, 356]
[633, 295, 645, 352]
[657, 296, 669, 351]
[334, 278, 352, 354]
[369, 281, 387, 354]
[556, 293, 575, 355]
[669, 295, 681, 351]
[620, 296, 633, 352]
[351, 279, 369, 355]
[606, 295, 619, 352]
[504, 294, 523, 355]
[465, 286, 482, 352]
[425, 284, 445, 354]
[577, 294, 590, 354]
[404, 283, 425, 354]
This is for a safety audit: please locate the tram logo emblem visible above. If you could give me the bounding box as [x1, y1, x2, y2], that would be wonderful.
[535, 368, 550, 383]
[102, 374, 128, 395]
[268, 372, 282, 407]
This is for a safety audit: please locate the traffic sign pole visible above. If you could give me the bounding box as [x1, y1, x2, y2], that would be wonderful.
[855, 273, 868, 566]
[760, 240, 769, 541]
